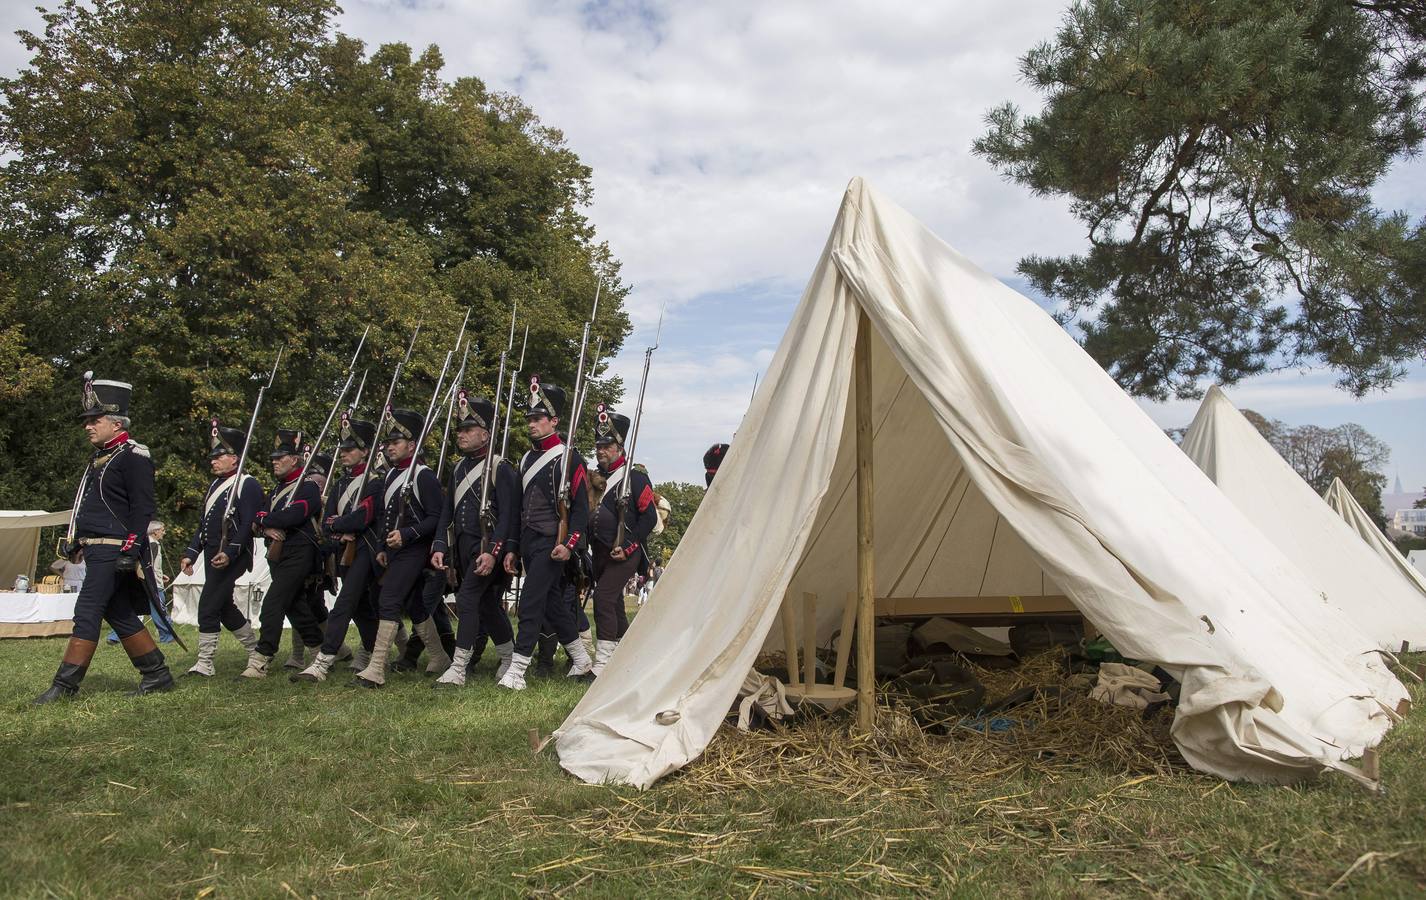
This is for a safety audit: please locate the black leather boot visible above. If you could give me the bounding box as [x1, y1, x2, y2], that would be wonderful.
[34, 661, 89, 704]
[466, 633, 489, 673]
[534, 632, 557, 677]
[392, 632, 423, 672]
[34, 637, 97, 705]
[120, 631, 174, 696]
[127, 649, 175, 696]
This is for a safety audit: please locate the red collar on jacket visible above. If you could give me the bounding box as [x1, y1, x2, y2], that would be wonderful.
[280, 467, 303, 485]
[600, 455, 627, 475]
[348, 462, 367, 477]
[103, 431, 130, 450]
[533, 432, 563, 452]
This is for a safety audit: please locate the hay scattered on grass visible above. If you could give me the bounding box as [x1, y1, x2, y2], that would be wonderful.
[689, 650, 1188, 800]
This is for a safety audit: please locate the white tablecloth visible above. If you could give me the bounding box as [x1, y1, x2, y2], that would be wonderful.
[0, 590, 78, 624]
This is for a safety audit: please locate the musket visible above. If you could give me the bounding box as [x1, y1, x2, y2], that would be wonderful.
[477, 304, 518, 556]
[436, 339, 473, 481]
[614, 306, 664, 549]
[391, 349, 455, 536]
[218, 349, 282, 557]
[340, 324, 420, 566]
[318, 367, 369, 518]
[498, 324, 529, 463]
[556, 279, 601, 545]
[267, 327, 370, 561]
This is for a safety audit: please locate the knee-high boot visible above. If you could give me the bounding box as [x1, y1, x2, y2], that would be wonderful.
[352, 620, 399, 688]
[34, 637, 98, 704]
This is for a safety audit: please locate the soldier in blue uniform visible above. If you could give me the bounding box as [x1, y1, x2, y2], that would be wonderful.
[293, 415, 378, 683]
[589, 406, 659, 676]
[282, 450, 336, 672]
[35, 374, 176, 703]
[351, 407, 447, 688]
[237, 429, 328, 678]
[179, 420, 266, 677]
[497, 378, 594, 690]
[431, 391, 520, 686]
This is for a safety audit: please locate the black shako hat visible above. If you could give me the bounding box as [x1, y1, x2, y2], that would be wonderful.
[594, 403, 630, 447]
[526, 376, 566, 420]
[270, 428, 303, 459]
[337, 411, 376, 451]
[382, 406, 425, 442]
[210, 419, 245, 459]
[454, 389, 496, 430]
[78, 371, 131, 420]
[304, 449, 333, 478]
[703, 442, 729, 486]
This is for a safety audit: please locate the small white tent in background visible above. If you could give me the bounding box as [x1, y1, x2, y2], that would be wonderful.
[1411, 550, 1426, 577]
[1323, 477, 1426, 616]
[553, 178, 1403, 790]
[1181, 388, 1426, 650]
[169, 541, 274, 626]
[0, 510, 70, 586]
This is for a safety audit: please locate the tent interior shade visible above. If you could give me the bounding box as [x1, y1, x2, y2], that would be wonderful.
[780, 328, 1070, 632]
[554, 178, 1403, 791]
[1181, 387, 1426, 649]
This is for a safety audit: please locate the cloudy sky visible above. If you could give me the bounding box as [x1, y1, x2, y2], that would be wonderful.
[3, 1, 1423, 494]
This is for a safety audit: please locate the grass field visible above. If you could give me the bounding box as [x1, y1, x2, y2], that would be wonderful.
[2, 628, 1424, 898]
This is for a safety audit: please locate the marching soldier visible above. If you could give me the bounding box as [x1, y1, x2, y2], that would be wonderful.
[35, 374, 176, 703]
[283, 450, 335, 671]
[431, 391, 520, 686]
[589, 407, 659, 676]
[703, 442, 729, 486]
[180, 420, 265, 677]
[351, 407, 448, 687]
[293, 415, 377, 683]
[238, 430, 327, 678]
[497, 379, 594, 690]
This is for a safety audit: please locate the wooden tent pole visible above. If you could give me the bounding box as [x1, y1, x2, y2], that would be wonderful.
[854, 310, 876, 733]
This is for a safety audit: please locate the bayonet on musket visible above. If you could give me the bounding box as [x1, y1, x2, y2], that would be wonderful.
[498, 324, 529, 463]
[341, 324, 420, 566]
[556, 279, 601, 546]
[268, 327, 371, 561]
[477, 304, 518, 555]
[615, 306, 664, 549]
[218, 348, 282, 555]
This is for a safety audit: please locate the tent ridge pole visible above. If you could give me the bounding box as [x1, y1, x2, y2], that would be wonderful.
[855, 310, 876, 733]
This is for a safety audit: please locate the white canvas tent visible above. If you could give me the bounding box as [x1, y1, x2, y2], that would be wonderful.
[1412, 550, 1426, 578]
[1181, 388, 1426, 649]
[1323, 477, 1426, 614]
[170, 541, 274, 626]
[0, 510, 70, 585]
[554, 178, 1404, 789]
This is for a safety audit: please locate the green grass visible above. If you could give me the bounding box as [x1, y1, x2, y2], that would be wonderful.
[1, 629, 1424, 898]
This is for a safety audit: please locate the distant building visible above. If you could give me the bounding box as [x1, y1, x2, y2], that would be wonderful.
[1394, 508, 1426, 537]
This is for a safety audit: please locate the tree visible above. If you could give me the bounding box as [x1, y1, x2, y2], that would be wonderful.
[1241, 410, 1390, 525]
[649, 481, 706, 562]
[976, 0, 1426, 400]
[0, 0, 627, 543]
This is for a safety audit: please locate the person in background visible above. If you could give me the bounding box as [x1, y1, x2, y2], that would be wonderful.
[50, 548, 87, 592]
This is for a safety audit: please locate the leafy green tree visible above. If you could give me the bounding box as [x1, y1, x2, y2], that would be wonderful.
[0, 0, 626, 543]
[976, 0, 1426, 400]
[649, 481, 706, 562]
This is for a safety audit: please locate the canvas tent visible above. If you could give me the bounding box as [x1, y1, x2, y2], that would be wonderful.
[554, 178, 1405, 789]
[1412, 550, 1426, 578]
[1323, 477, 1426, 613]
[1181, 388, 1426, 649]
[0, 510, 69, 586]
[170, 541, 274, 626]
